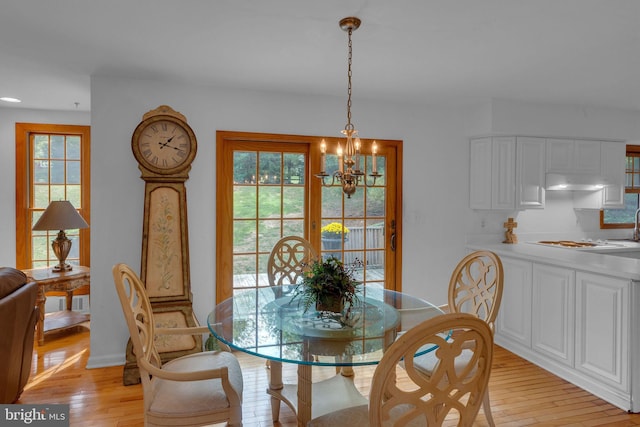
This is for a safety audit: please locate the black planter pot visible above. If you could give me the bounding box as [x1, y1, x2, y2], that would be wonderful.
[321, 235, 348, 250]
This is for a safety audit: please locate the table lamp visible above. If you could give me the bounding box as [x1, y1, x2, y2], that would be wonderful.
[32, 200, 89, 272]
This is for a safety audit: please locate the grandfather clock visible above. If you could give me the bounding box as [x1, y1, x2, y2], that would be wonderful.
[123, 105, 201, 385]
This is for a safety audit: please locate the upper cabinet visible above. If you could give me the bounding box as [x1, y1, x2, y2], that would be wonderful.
[600, 141, 626, 208]
[517, 137, 546, 209]
[470, 135, 626, 210]
[546, 139, 601, 174]
[469, 136, 544, 210]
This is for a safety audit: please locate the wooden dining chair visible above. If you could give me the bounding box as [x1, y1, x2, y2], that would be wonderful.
[112, 263, 244, 427]
[308, 312, 495, 426]
[267, 235, 319, 291]
[265, 236, 320, 420]
[413, 250, 504, 426]
[447, 250, 504, 333]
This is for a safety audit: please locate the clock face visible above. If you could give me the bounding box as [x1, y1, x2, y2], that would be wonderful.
[132, 117, 196, 173]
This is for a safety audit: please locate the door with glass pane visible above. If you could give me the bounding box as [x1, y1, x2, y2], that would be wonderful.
[216, 131, 401, 302]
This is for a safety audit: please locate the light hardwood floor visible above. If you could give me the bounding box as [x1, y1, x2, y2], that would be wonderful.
[18, 324, 640, 426]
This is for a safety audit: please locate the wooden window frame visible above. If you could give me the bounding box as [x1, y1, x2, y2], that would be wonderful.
[600, 145, 640, 229]
[15, 123, 91, 269]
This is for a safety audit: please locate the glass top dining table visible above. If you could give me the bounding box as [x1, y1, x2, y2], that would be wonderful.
[207, 285, 444, 426]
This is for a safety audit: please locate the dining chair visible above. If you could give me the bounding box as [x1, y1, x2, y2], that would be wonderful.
[446, 250, 504, 333]
[267, 235, 319, 291]
[266, 236, 321, 420]
[413, 250, 504, 426]
[112, 263, 243, 427]
[307, 312, 495, 426]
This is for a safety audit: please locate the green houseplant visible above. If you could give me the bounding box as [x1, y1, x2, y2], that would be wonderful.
[293, 256, 361, 316]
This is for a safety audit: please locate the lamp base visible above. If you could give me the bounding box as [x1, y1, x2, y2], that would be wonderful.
[52, 230, 73, 273]
[53, 263, 73, 272]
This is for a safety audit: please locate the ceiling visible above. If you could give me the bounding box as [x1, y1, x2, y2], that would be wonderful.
[1, 0, 638, 112]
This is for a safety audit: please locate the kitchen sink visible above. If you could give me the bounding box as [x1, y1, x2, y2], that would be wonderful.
[606, 239, 640, 248]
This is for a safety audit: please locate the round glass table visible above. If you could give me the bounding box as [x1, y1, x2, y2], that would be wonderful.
[207, 286, 443, 426]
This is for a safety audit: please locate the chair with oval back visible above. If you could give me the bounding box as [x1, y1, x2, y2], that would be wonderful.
[307, 312, 495, 426]
[265, 236, 319, 421]
[414, 250, 504, 426]
[267, 235, 319, 293]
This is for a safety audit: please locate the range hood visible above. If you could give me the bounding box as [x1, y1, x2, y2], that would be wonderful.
[545, 173, 607, 191]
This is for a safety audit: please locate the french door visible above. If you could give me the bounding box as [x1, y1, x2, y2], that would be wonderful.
[215, 131, 402, 302]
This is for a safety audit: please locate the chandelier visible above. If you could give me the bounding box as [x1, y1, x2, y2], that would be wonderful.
[315, 17, 381, 198]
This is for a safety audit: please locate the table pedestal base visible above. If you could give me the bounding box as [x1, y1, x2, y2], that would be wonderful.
[267, 362, 368, 427]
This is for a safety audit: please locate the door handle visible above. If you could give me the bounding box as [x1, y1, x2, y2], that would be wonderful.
[390, 219, 396, 252]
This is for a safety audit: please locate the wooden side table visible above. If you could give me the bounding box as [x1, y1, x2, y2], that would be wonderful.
[22, 266, 91, 345]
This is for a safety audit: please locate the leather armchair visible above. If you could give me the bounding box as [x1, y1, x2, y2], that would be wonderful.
[0, 267, 38, 403]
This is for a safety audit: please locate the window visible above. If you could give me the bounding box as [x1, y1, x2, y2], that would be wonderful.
[15, 123, 91, 269]
[601, 145, 640, 229]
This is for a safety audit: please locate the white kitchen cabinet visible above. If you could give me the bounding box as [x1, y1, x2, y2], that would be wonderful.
[470, 136, 544, 210]
[471, 136, 623, 210]
[546, 139, 601, 174]
[601, 141, 626, 208]
[575, 272, 628, 392]
[516, 137, 545, 209]
[469, 137, 516, 209]
[496, 257, 532, 348]
[491, 251, 637, 411]
[532, 264, 575, 366]
[492, 137, 517, 209]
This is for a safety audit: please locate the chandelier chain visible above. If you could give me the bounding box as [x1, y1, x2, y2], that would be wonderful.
[346, 27, 354, 131]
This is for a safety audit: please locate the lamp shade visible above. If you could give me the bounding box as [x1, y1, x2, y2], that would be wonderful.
[32, 201, 89, 231]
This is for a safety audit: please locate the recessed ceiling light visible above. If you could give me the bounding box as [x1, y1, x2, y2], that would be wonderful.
[0, 97, 22, 103]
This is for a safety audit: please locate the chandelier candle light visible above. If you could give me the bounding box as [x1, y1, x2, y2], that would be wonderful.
[316, 17, 381, 198]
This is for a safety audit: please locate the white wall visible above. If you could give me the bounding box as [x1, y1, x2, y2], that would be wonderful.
[0, 107, 90, 266]
[88, 75, 470, 367]
[490, 98, 640, 141]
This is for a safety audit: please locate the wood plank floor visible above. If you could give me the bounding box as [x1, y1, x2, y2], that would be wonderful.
[17, 324, 640, 426]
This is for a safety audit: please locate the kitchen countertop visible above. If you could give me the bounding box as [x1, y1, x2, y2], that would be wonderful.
[467, 240, 640, 281]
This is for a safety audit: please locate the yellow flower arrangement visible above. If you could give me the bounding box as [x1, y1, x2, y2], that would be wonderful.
[321, 222, 350, 237]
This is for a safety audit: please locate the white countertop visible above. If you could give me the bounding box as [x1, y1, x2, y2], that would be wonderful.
[467, 240, 640, 281]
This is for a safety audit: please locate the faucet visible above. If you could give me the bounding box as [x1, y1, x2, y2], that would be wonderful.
[634, 208, 640, 241]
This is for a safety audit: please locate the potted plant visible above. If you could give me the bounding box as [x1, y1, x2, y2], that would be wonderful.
[321, 222, 350, 250]
[293, 256, 361, 316]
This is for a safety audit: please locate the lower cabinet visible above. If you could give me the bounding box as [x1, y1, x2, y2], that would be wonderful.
[532, 264, 575, 366]
[495, 257, 637, 412]
[496, 257, 531, 347]
[575, 272, 628, 392]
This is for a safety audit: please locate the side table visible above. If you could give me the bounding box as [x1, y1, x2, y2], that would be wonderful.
[22, 266, 91, 345]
